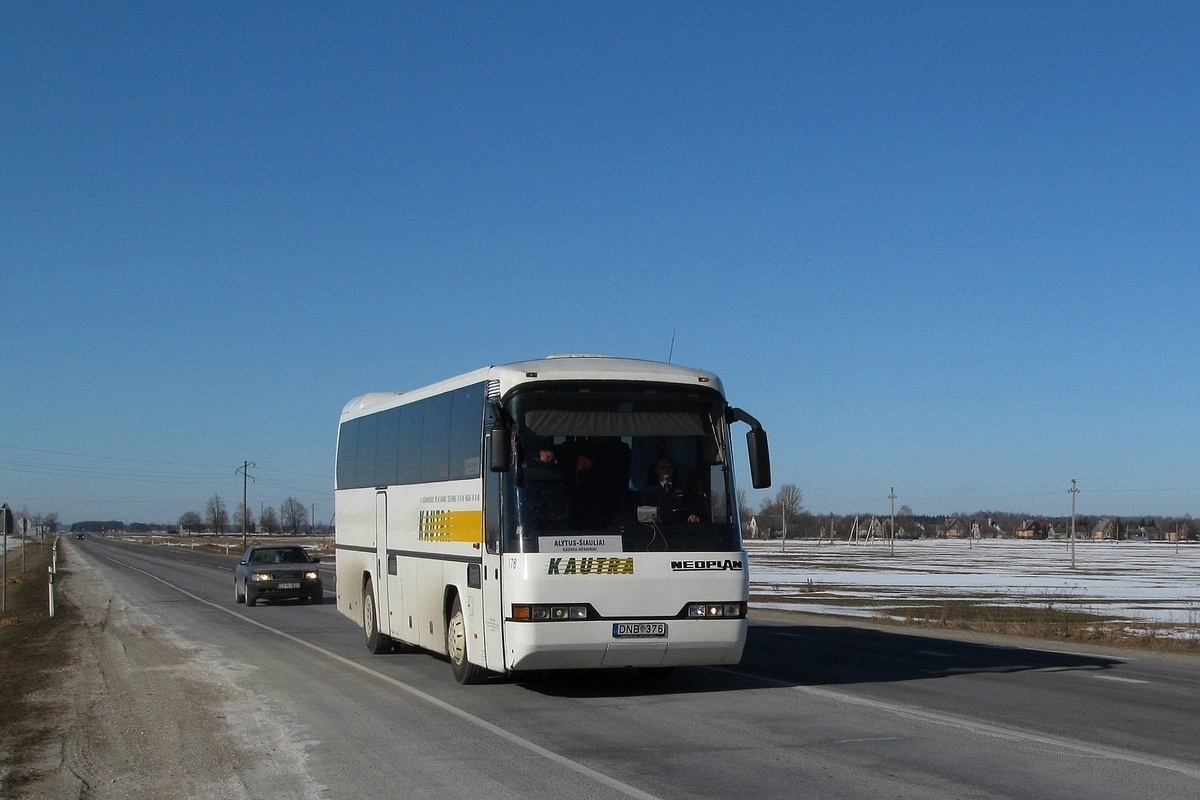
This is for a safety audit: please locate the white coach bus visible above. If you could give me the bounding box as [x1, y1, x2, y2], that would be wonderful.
[334, 355, 770, 683]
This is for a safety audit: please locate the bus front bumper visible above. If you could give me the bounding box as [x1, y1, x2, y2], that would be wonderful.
[504, 618, 747, 671]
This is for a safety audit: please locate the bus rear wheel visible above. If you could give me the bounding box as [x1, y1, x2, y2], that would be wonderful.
[363, 580, 391, 654]
[447, 596, 487, 685]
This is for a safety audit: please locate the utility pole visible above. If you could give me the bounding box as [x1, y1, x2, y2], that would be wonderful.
[1069, 479, 1079, 570]
[889, 487, 897, 556]
[780, 500, 788, 553]
[237, 461, 255, 550]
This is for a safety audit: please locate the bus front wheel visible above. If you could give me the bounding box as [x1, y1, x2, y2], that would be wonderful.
[447, 596, 487, 685]
[363, 580, 391, 654]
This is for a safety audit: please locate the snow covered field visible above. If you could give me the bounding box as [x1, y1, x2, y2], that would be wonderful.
[746, 538, 1200, 631]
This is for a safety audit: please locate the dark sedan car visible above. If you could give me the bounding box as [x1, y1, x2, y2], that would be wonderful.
[234, 545, 323, 607]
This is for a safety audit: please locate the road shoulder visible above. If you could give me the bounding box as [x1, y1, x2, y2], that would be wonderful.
[17, 543, 323, 800]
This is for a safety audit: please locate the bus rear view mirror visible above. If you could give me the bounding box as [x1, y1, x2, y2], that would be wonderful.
[728, 407, 772, 489]
[746, 427, 771, 489]
[489, 425, 510, 472]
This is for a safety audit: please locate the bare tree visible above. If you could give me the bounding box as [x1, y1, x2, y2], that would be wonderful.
[206, 495, 229, 534]
[776, 484, 803, 543]
[736, 489, 752, 531]
[234, 504, 256, 534]
[280, 496, 308, 535]
[29, 511, 59, 535]
[260, 506, 280, 535]
[777, 484, 803, 520]
[179, 510, 203, 534]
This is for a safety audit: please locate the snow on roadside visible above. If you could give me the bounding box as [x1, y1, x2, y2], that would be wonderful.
[746, 538, 1200, 627]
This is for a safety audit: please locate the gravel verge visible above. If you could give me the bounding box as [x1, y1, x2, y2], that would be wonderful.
[16, 545, 324, 799]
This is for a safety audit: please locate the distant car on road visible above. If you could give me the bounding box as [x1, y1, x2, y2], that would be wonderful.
[76, 534, 85, 539]
[234, 545, 323, 607]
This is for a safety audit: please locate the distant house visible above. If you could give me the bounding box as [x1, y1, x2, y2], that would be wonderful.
[937, 518, 963, 538]
[1136, 524, 1162, 541]
[1015, 519, 1051, 540]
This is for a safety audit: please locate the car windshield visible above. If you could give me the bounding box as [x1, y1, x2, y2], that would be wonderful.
[250, 547, 309, 564]
[501, 384, 741, 554]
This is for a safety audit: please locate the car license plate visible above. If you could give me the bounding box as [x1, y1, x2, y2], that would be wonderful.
[277, 582, 300, 590]
[612, 622, 668, 638]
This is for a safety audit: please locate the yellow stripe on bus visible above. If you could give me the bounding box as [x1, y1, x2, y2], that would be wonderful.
[418, 510, 484, 543]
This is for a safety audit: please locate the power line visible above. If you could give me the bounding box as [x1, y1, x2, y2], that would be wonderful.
[0, 443, 234, 469]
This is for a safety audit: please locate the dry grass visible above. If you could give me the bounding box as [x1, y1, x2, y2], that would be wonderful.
[0, 540, 77, 795]
[879, 600, 1200, 653]
[116, 533, 335, 559]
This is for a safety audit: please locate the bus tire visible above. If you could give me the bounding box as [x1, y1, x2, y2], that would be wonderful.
[447, 595, 487, 685]
[363, 580, 391, 654]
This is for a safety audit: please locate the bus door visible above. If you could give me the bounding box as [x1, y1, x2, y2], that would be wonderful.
[481, 414, 506, 672]
[375, 490, 391, 637]
[481, 551, 504, 672]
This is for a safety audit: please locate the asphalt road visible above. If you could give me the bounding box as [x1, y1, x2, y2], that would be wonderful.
[71, 535, 1200, 800]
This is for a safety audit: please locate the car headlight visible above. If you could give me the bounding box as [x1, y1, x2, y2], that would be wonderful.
[304, 571, 319, 580]
[252, 573, 273, 582]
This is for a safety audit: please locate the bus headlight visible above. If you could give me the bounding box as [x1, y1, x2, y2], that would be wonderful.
[512, 604, 591, 621]
[686, 602, 746, 618]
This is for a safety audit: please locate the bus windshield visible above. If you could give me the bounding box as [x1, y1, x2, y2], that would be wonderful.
[502, 384, 742, 554]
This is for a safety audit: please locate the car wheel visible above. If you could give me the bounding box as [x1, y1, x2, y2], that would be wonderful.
[363, 580, 390, 654]
[447, 596, 487, 685]
[310, 592, 323, 604]
[235, 579, 245, 604]
[246, 587, 257, 607]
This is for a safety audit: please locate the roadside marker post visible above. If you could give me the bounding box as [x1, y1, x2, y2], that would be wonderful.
[48, 563, 55, 617]
[1, 503, 13, 614]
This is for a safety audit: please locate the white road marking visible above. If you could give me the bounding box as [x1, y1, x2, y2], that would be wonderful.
[710, 667, 1200, 781]
[106, 555, 666, 800]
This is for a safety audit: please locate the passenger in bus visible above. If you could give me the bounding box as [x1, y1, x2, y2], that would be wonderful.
[529, 443, 594, 478]
[641, 458, 700, 523]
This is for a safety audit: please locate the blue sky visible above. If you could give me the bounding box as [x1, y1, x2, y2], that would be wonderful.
[3, 2, 1199, 525]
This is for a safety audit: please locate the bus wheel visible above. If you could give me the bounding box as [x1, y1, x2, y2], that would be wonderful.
[447, 596, 487, 685]
[363, 580, 391, 654]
